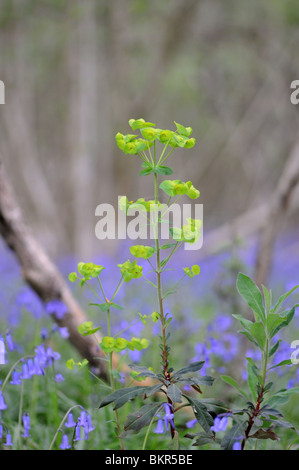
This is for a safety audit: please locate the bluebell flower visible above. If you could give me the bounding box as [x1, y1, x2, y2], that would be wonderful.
[33, 357, 44, 376]
[59, 433, 71, 450]
[22, 413, 31, 438]
[0, 424, 3, 439]
[73, 425, 82, 442]
[10, 370, 22, 385]
[58, 327, 69, 339]
[154, 417, 165, 434]
[233, 440, 242, 450]
[163, 404, 175, 431]
[55, 374, 65, 383]
[78, 410, 87, 427]
[65, 412, 76, 428]
[211, 416, 229, 433]
[186, 419, 197, 429]
[27, 358, 36, 377]
[45, 299, 67, 320]
[6, 333, 14, 351]
[4, 431, 13, 447]
[0, 392, 8, 410]
[21, 363, 31, 380]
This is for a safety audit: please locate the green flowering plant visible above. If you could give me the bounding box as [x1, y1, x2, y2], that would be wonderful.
[67, 118, 299, 451]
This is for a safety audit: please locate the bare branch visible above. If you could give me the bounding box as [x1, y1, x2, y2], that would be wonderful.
[0, 158, 107, 379]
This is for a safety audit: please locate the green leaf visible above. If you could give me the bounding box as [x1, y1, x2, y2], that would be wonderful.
[269, 339, 282, 358]
[269, 359, 293, 370]
[232, 314, 254, 332]
[249, 429, 279, 441]
[154, 165, 173, 175]
[173, 361, 205, 377]
[128, 364, 158, 379]
[267, 387, 299, 407]
[250, 322, 266, 350]
[180, 376, 214, 388]
[89, 303, 110, 312]
[221, 375, 250, 401]
[110, 302, 124, 311]
[167, 384, 183, 403]
[221, 422, 245, 450]
[262, 285, 272, 313]
[237, 273, 265, 322]
[77, 321, 101, 336]
[188, 433, 216, 447]
[270, 306, 297, 338]
[272, 285, 299, 313]
[99, 385, 162, 410]
[160, 242, 177, 250]
[184, 396, 214, 435]
[139, 167, 154, 176]
[197, 399, 229, 415]
[123, 402, 162, 434]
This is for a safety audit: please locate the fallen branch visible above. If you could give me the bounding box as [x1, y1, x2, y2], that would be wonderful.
[254, 140, 299, 287]
[0, 158, 107, 378]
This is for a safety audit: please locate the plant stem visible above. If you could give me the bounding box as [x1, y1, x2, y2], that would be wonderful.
[154, 170, 175, 440]
[106, 303, 124, 450]
[242, 335, 269, 450]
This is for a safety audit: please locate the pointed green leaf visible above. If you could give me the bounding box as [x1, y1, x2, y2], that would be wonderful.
[123, 402, 162, 434]
[184, 396, 214, 435]
[237, 273, 265, 322]
[250, 322, 266, 350]
[167, 384, 183, 403]
[221, 375, 250, 401]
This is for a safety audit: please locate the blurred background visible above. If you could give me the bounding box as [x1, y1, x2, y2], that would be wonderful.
[0, 0, 298, 264]
[0, 2, 299, 449]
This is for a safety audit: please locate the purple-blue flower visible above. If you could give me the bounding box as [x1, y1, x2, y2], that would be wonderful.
[211, 416, 229, 433]
[10, 370, 22, 385]
[22, 413, 31, 438]
[233, 440, 242, 450]
[4, 432, 13, 446]
[65, 412, 76, 428]
[45, 299, 67, 320]
[59, 433, 71, 450]
[0, 392, 8, 410]
[55, 374, 65, 383]
[186, 418, 197, 429]
[154, 418, 165, 434]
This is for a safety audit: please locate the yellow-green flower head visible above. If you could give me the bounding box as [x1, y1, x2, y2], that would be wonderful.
[129, 337, 149, 350]
[183, 264, 200, 278]
[114, 337, 129, 352]
[77, 262, 105, 280]
[117, 260, 143, 282]
[184, 138, 196, 148]
[129, 118, 156, 130]
[158, 129, 173, 143]
[185, 181, 200, 199]
[171, 218, 201, 244]
[182, 218, 201, 243]
[141, 127, 159, 141]
[101, 336, 116, 353]
[130, 245, 154, 260]
[124, 141, 138, 155]
[159, 180, 200, 199]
